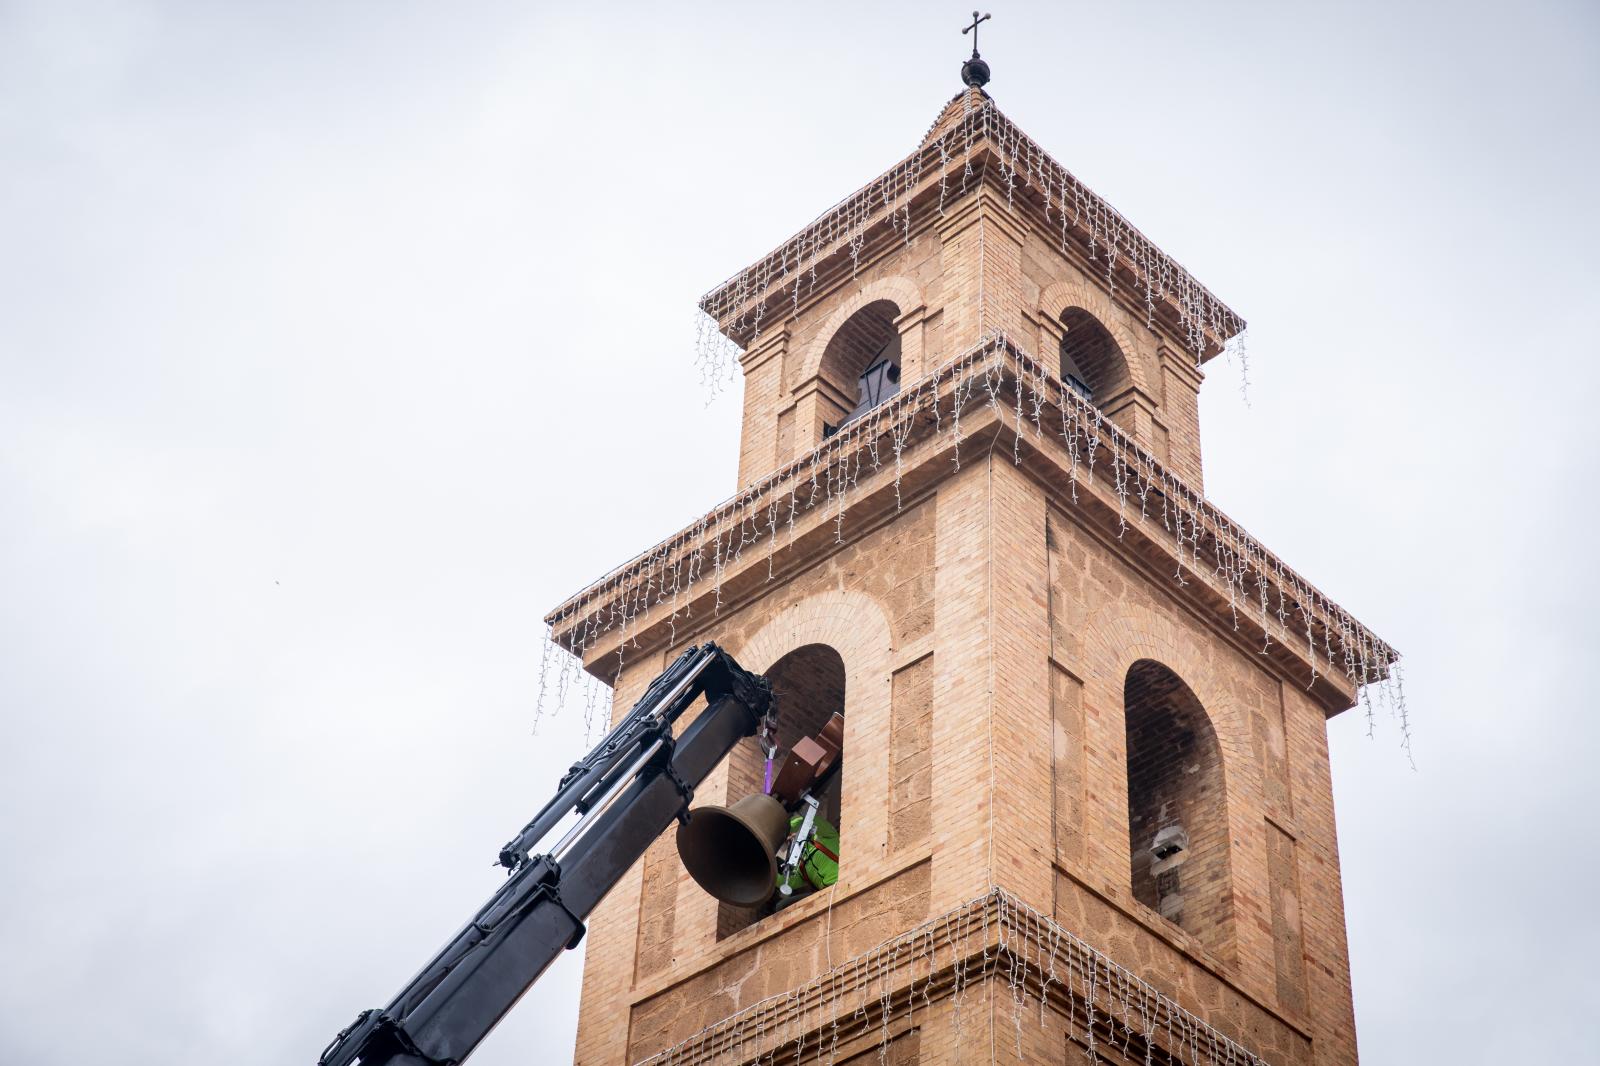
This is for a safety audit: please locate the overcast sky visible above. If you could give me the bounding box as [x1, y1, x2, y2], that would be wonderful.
[2, 2, 1597, 1063]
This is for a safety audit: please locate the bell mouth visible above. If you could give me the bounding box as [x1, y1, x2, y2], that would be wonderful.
[676, 795, 787, 907]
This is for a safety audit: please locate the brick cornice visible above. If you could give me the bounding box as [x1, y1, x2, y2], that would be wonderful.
[738, 327, 789, 374]
[631, 887, 1297, 1066]
[700, 96, 1245, 361]
[1160, 344, 1207, 390]
[545, 336, 1394, 715]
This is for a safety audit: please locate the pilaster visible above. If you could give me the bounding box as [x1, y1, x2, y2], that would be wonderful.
[986, 456, 1055, 914]
[928, 460, 995, 913]
[1158, 344, 1206, 489]
[893, 304, 929, 383]
[737, 328, 790, 485]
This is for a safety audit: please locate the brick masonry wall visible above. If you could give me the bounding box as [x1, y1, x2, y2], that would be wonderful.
[571, 450, 1356, 1065]
[1267, 820, 1309, 1015]
[1050, 660, 1086, 866]
[633, 832, 678, 981]
[1043, 501, 1355, 1064]
[1018, 232, 1206, 492]
[840, 1027, 919, 1066]
[734, 184, 1209, 494]
[569, 128, 1360, 1063]
[736, 234, 946, 487]
[889, 654, 933, 854]
[571, 496, 940, 1064]
[627, 861, 932, 1061]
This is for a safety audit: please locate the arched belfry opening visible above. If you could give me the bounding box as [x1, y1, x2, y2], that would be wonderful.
[820, 300, 902, 436]
[1123, 659, 1234, 959]
[717, 643, 846, 938]
[1057, 307, 1131, 408]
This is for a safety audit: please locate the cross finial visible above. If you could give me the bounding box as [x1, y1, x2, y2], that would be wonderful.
[962, 11, 991, 59]
[960, 11, 993, 88]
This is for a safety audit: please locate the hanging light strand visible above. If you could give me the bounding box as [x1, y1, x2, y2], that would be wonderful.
[536, 333, 1404, 755]
[695, 94, 1247, 396]
[633, 887, 1272, 1066]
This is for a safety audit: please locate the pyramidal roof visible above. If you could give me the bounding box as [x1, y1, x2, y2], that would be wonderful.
[701, 90, 1245, 362]
[920, 85, 991, 146]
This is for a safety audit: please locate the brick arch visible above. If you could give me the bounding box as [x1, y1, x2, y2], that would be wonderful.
[1074, 610, 1251, 771]
[1038, 279, 1152, 396]
[794, 277, 926, 387]
[733, 589, 893, 677]
[1072, 607, 1254, 964]
[726, 590, 896, 875]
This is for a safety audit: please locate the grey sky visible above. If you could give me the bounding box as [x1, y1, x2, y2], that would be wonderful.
[1, 2, 1596, 1063]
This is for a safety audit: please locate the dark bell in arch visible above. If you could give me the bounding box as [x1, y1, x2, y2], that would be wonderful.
[676, 792, 790, 906]
[961, 55, 991, 88]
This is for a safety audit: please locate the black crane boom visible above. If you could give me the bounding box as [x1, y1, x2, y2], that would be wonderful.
[319, 643, 771, 1066]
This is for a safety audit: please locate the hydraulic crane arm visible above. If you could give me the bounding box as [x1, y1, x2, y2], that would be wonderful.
[320, 643, 771, 1066]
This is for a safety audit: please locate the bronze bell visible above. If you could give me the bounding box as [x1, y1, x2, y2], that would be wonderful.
[676, 792, 790, 906]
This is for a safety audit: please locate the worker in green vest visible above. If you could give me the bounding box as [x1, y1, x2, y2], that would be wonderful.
[775, 812, 839, 903]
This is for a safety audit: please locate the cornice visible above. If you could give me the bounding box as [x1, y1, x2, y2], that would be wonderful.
[545, 336, 1395, 715]
[699, 96, 1246, 361]
[631, 886, 1292, 1066]
[738, 327, 789, 374]
[1160, 343, 1207, 390]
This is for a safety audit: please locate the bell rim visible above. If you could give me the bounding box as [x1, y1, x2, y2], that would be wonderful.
[675, 795, 787, 907]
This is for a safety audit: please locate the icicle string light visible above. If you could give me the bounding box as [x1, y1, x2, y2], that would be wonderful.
[695, 91, 1248, 393]
[634, 887, 1271, 1066]
[539, 333, 1404, 750]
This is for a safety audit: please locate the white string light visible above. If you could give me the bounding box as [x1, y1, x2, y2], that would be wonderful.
[694, 92, 1249, 396]
[633, 887, 1273, 1066]
[535, 333, 1405, 753]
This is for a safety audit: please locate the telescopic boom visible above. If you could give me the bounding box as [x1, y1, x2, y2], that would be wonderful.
[319, 643, 771, 1066]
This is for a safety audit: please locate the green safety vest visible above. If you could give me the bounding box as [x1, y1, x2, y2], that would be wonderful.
[777, 813, 839, 892]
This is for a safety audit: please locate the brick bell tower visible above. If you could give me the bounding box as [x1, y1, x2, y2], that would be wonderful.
[548, 49, 1397, 1066]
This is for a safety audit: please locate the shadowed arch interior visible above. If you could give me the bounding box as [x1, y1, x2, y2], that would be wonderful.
[717, 643, 846, 938]
[1123, 659, 1235, 962]
[818, 300, 901, 433]
[1057, 306, 1132, 405]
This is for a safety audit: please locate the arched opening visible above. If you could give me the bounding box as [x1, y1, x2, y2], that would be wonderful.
[1123, 659, 1233, 958]
[717, 643, 847, 938]
[819, 300, 901, 436]
[1057, 307, 1130, 407]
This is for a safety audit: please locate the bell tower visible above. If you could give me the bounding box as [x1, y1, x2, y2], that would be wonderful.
[550, 48, 1397, 1066]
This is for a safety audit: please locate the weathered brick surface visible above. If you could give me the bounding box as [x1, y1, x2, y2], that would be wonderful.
[839, 1027, 919, 1066]
[1267, 820, 1308, 1015]
[1049, 660, 1086, 865]
[627, 861, 931, 1061]
[889, 654, 933, 854]
[633, 832, 678, 981]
